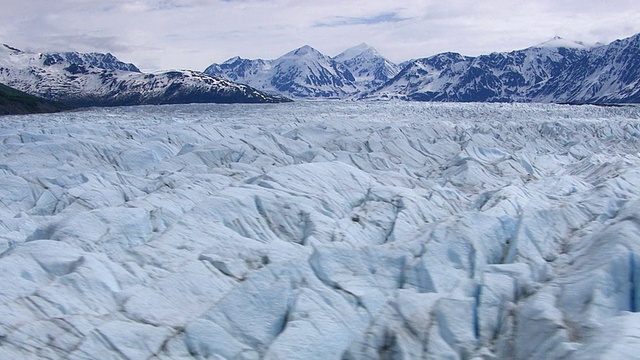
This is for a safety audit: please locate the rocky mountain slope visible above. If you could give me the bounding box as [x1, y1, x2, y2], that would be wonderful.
[0, 44, 290, 106]
[0, 82, 72, 115]
[370, 34, 640, 103]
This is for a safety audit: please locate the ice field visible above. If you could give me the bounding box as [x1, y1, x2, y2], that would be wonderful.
[1, 101, 640, 359]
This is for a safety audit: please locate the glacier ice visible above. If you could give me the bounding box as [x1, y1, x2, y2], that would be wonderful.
[0, 101, 640, 359]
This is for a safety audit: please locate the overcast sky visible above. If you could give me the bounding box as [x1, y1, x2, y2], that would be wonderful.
[1, 0, 639, 72]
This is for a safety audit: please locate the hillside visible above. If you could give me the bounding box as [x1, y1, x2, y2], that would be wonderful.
[0, 82, 71, 115]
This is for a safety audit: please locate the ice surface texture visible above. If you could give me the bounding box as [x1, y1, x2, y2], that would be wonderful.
[1, 101, 640, 359]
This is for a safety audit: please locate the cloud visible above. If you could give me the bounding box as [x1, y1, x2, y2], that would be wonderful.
[315, 11, 410, 27]
[43, 34, 133, 53]
[1, 0, 639, 71]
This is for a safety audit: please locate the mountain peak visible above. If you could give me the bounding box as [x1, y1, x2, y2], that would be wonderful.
[204, 42, 400, 98]
[223, 56, 242, 65]
[276, 45, 327, 63]
[347, 42, 374, 53]
[334, 43, 379, 62]
[290, 45, 322, 57]
[533, 36, 592, 50]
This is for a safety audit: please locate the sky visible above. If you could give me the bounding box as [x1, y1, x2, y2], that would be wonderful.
[1, 0, 639, 72]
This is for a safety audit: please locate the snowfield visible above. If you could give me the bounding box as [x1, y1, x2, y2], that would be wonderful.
[1, 101, 640, 359]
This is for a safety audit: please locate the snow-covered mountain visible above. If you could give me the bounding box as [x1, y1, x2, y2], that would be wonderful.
[206, 34, 640, 103]
[0, 43, 141, 73]
[369, 33, 640, 103]
[204, 44, 401, 99]
[333, 43, 401, 94]
[269, 45, 358, 98]
[543, 33, 640, 103]
[0, 44, 289, 106]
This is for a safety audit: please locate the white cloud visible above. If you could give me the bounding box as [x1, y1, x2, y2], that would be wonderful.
[0, 0, 639, 71]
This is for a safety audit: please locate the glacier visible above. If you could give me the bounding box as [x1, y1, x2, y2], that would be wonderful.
[1, 101, 640, 359]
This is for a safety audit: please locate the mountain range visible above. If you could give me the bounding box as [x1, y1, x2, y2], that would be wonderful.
[206, 33, 640, 104]
[0, 44, 289, 108]
[204, 43, 400, 99]
[1, 32, 639, 111]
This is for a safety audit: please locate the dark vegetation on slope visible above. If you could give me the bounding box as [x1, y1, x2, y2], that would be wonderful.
[0, 83, 73, 115]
